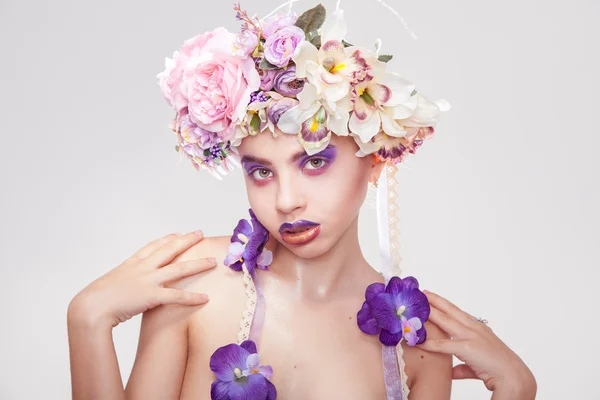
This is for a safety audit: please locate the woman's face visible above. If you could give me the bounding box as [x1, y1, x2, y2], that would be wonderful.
[238, 129, 381, 259]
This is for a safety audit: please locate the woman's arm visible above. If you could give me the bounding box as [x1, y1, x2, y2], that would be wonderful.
[68, 300, 193, 400]
[67, 300, 127, 400]
[124, 303, 192, 399]
[125, 236, 225, 399]
[67, 232, 215, 400]
[407, 320, 453, 399]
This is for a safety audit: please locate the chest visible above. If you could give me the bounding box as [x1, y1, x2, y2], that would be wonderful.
[182, 298, 389, 399]
[258, 305, 387, 399]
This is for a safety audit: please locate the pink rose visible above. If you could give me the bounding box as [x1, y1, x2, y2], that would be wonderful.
[157, 51, 182, 109]
[264, 26, 305, 68]
[157, 27, 260, 140]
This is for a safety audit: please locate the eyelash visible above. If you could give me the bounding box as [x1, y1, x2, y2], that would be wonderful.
[247, 157, 330, 183]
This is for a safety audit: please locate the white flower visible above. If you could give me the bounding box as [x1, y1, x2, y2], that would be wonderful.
[277, 83, 352, 154]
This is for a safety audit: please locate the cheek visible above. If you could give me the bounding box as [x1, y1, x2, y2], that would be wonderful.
[245, 181, 280, 234]
[312, 158, 370, 215]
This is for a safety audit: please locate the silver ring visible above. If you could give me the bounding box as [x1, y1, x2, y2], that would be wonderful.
[476, 317, 489, 325]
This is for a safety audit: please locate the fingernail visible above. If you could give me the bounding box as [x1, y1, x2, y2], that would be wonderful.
[194, 230, 203, 237]
[200, 294, 209, 301]
[207, 257, 216, 264]
[176, 232, 184, 236]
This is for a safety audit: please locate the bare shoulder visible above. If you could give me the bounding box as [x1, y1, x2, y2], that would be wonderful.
[166, 235, 247, 331]
[127, 235, 244, 398]
[168, 235, 245, 295]
[403, 320, 453, 395]
[141, 235, 246, 324]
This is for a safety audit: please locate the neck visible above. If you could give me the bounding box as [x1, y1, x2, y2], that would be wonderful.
[263, 215, 381, 301]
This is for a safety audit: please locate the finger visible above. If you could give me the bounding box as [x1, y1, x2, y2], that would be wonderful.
[428, 306, 473, 339]
[142, 231, 205, 269]
[416, 337, 467, 355]
[127, 233, 185, 262]
[137, 233, 185, 259]
[157, 288, 210, 306]
[452, 364, 478, 380]
[156, 258, 217, 283]
[423, 290, 477, 327]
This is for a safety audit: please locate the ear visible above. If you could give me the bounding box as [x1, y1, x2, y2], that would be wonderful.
[369, 157, 386, 184]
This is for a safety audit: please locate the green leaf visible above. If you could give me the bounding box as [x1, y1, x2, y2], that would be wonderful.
[203, 149, 211, 157]
[310, 34, 322, 48]
[294, 3, 326, 35]
[252, 41, 264, 58]
[175, 144, 180, 152]
[259, 58, 279, 70]
[411, 89, 418, 96]
[342, 39, 354, 48]
[378, 54, 393, 63]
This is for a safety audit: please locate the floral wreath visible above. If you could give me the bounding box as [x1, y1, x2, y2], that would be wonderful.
[157, 2, 450, 179]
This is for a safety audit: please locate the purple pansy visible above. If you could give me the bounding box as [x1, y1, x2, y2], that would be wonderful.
[210, 340, 277, 400]
[224, 209, 273, 275]
[357, 276, 430, 346]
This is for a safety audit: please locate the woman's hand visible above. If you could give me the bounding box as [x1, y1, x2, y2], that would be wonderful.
[416, 290, 537, 400]
[68, 231, 216, 329]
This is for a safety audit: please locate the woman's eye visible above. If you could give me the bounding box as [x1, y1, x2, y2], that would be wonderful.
[251, 168, 273, 180]
[304, 158, 326, 170]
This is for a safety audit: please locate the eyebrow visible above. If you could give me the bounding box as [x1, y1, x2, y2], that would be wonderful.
[241, 145, 337, 167]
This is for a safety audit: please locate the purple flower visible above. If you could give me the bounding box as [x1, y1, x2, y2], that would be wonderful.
[180, 115, 219, 150]
[224, 209, 272, 275]
[261, 11, 297, 38]
[210, 340, 277, 400]
[255, 58, 277, 91]
[273, 66, 305, 97]
[263, 26, 305, 68]
[267, 97, 299, 126]
[357, 276, 430, 346]
[250, 91, 269, 104]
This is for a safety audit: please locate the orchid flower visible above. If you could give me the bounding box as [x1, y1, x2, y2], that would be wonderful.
[353, 92, 451, 162]
[349, 68, 418, 144]
[292, 9, 369, 108]
[277, 82, 352, 154]
[357, 276, 430, 346]
[210, 340, 277, 400]
[224, 209, 273, 275]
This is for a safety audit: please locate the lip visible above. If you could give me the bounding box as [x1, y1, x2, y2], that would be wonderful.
[279, 220, 320, 234]
[279, 220, 321, 246]
[281, 225, 321, 246]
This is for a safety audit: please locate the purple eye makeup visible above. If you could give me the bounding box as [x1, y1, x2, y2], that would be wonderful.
[241, 145, 337, 183]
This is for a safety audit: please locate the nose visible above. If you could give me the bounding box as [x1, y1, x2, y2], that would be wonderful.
[275, 173, 305, 216]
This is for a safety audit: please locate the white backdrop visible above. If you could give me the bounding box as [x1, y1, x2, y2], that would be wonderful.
[1, 0, 598, 399]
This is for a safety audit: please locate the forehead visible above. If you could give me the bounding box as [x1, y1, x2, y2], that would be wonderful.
[237, 128, 302, 161]
[237, 129, 358, 164]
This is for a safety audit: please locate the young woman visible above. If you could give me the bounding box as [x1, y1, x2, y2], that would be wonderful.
[67, 3, 536, 399]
